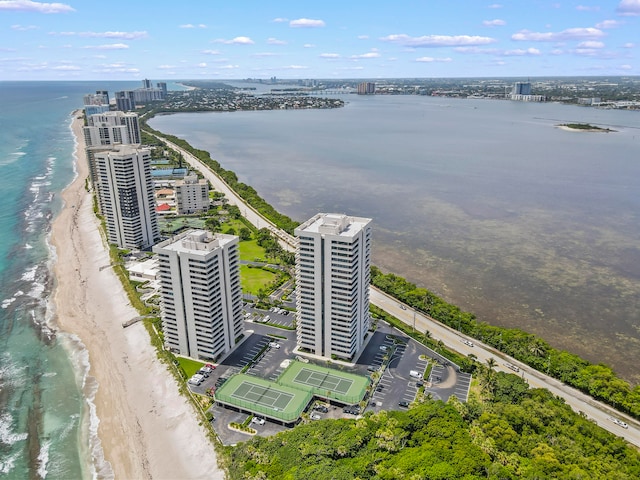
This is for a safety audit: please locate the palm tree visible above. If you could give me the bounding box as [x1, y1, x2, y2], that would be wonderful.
[486, 357, 497, 370]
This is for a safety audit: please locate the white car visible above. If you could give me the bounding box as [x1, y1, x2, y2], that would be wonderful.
[463, 340, 474, 347]
[612, 418, 629, 429]
[269, 342, 280, 349]
[251, 417, 265, 425]
[310, 413, 322, 420]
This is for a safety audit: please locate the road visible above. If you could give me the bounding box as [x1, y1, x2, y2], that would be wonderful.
[150, 130, 640, 448]
[371, 288, 640, 446]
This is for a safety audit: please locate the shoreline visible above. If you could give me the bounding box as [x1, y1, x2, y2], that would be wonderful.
[50, 111, 223, 479]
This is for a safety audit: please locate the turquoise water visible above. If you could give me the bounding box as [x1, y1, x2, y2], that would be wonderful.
[0, 81, 170, 479]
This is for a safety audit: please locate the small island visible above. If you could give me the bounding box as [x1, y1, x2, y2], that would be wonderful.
[557, 123, 615, 132]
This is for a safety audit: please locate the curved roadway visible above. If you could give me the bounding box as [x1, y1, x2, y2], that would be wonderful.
[151, 131, 640, 448]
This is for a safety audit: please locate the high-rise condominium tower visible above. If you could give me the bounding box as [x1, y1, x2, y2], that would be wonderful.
[94, 145, 159, 249]
[153, 230, 243, 360]
[295, 213, 372, 360]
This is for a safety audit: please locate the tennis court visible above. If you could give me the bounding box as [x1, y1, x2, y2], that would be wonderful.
[231, 381, 294, 411]
[278, 360, 370, 405]
[293, 367, 353, 395]
[214, 374, 312, 423]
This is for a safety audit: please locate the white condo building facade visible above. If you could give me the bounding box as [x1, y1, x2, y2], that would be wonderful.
[94, 145, 159, 249]
[175, 174, 210, 214]
[295, 213, 372, 360]
[153, 230, 243, 360]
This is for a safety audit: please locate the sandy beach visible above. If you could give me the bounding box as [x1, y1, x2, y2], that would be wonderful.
[50, 112, 224, 479]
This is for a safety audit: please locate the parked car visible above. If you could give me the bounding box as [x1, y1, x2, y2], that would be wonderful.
[251, 417, 265, 425]
[310, 413, 322, 420]
[196, 369, 209, 377]
[205, 363, 216, 370]
[398, 401, 410, 408]
[188, 374, 205, 386]
[269, 342, 280, 349]
[313, 405, 329, 413]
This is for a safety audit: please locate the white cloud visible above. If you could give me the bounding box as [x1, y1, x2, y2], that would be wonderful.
[267, 37, 287, 45]
[617, 0, 640, 16]
[502, 47, 542, 56]
[252, 52, 279, 57]
[214, 36, 254, 45]
[483, 19, 506, 26]
[415, 56, 452, 62]
[320, 53, 341, 58]
[551, 48, 564, 54]
[357, 35, 369, 39]
[197, 62, 207, 68]
[220, 64, 239, 69]
[511, 27, 604, 41]
[577, 40, 604, 48]
[454, 46, 498, 54]
[201, 49, 220, 55]
[487, 3, 503, 8]
[0, 0, 74, 13]
[272, 17, 288, 23]
[381, 33, 497, 47]
[180, 24, 207, 29]
[303, 43, 315, 48]
[84, 43, 129, 50]
[351, 51, 380, 59]
[52, 64, 80, 70]
[622, 42, 635, 47]
[619, 64, 632, 69]
[576, 5, 600, 11]
[11, 24, 38, 30]
[596, 19, 623, 28]
[157, 64, 175, 69]
[289, 18, 326, 28]
[52, 31, 148, 39]
[282, 64, 309, 69]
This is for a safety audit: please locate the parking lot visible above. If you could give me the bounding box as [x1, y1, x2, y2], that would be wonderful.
[189, 313, 472, 444]
[243, 303, 294, 329]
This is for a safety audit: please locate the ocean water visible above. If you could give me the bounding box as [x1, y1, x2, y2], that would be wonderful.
[0, 81, 166, 480]
[149, 93, 640, 384]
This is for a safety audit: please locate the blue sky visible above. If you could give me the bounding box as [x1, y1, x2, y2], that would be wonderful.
[1, 0, 639, 80]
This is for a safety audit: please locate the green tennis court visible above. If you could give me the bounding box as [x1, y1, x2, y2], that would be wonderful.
[231, 381, 294, 411]
[293, 367, 353, 395]
[278, 360, 370, 405]
[214, 374, 312, 423]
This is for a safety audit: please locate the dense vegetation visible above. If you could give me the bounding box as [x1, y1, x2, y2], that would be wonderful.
[559, 123, 614, 131]
[371, 266, 640, 420]
[224, 371, 640, 479]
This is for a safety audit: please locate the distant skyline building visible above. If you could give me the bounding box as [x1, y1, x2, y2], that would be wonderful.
[83, 111, 141, 188]
[94, 145, 159, 249]
[357, 82, 376, 95]
[295, 213, 372, 360]
[511, 81, 532, 96]
[510, 81, 545, 102]
[114, 90, 136, 111]
[175, 174, 210, 214]
[153, 230, 243, 360]
[83, 92, 110, 116]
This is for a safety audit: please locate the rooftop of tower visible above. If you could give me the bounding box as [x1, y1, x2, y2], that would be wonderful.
[296, 213, 371, 237]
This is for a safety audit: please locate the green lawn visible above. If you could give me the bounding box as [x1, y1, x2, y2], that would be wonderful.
[177, 356, 205, 378]
[238, 240, 266, 262]
[240, 264, 277, 294]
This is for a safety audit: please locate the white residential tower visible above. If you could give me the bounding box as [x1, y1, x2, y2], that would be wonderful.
[295, 213, 372, 360]
[94, 145, 159, 249]
[153, 230, 243, 360]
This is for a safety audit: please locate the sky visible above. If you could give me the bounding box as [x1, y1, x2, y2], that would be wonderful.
[1, 0, 639, 81]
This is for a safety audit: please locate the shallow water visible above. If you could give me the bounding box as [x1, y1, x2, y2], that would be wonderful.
[150, 94, 640, 384]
